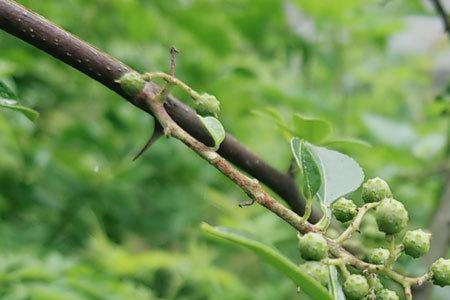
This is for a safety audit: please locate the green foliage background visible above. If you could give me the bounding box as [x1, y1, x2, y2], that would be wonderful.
[0, 0, 449, 299]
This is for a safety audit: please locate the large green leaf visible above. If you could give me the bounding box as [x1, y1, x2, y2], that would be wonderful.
[291, 137, 322, 200]
[198, 115, 225, 150]
[291, 114, 332, 144]
[0, 80, 39, 122]
[201, 223, 333, 300]
[308, 144, 364, 217]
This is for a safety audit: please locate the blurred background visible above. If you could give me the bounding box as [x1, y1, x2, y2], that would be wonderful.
[0, 0, 449, 299]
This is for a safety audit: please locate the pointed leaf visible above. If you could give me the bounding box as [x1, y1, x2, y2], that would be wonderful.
[0, 80, 39, 122]
[199, 115, 225, 150]
[291, 138, 321, 200]
[0, 99, 39, 122]
[308, 144, 364, 210]
[201, 223, 333, 300]
[291, 114, 332, 144]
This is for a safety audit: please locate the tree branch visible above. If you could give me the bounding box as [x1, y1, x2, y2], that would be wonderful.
[430, 0, 450, 40]
[139, 79, 431, 291]
[0, 0, 319, 221]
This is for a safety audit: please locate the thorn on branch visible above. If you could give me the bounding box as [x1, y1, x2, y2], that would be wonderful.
[132, 123, 163, 161]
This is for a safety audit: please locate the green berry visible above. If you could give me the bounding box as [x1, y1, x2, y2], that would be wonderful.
[361, 177, 392, 203]
[298, 232, 329, 261]
[332, 197, 358, 223]
[195, 93, 220, 116]
[343, 274, 369, 300]
[376, 289, 399, 300]
[300, 261, 329, 287]
[403, 229, 431, 258]
[367, 248, 390, 265]
[373, 277, 384, 292]
[431, 258, 450, 287]
[375, 198, 408, 234]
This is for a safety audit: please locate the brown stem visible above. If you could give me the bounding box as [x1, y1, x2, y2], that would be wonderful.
[0, 0, 319, 220]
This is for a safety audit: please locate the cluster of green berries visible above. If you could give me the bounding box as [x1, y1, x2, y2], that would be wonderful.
[298, 177, 450, 298]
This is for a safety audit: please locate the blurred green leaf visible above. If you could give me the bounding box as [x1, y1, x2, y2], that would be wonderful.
[291, 113, 332, 144]
[0, 80, 39, 122]
[201, 223, 333, 300]
[324, 138, 371, 150]
[0, 99, 39, 122]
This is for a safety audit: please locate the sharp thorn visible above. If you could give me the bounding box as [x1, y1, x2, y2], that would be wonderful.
[132, 123, 164, 161]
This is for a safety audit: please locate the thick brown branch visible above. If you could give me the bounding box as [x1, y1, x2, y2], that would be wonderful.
[0, 0, 319, 220]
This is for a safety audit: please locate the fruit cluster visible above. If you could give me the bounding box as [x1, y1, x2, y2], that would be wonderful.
[298, 177, 449, 299]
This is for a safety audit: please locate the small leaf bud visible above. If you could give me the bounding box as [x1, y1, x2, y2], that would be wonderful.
[196, 93, 220, 116]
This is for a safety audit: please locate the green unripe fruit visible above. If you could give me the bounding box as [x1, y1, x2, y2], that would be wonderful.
[376, 289, 399, 300]
[431, 258, 450, 287]
[367, 248, 390, 265]
[300, 261, 329, 287]
[373, 277, 384, 292]
[332, 197, 358, 223]
[196, 93, 220, 116]
[361, 177, 392, 203]
[403, 229, 431, 258]
[343, 274, 369, 300]
[298, 232, 329, 261]
[375, 198, 408, 234]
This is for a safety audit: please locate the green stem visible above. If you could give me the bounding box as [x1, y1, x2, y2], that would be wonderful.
[303, 196, 313, 221]
[142, 72, 201, 100]
[334, 202, 379, 244]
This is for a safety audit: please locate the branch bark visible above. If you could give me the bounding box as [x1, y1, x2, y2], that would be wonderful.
[0, 0, 319, 221]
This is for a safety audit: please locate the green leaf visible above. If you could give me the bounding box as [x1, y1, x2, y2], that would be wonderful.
[291, 137, 322, 200]
[324, 138, 371, 150]
[0, 80, 39, 122]
[199, 115, 225, 150]
[328, 266, 346, 300]
[201, 223, 333, 300]
[0, 99, 39, 122]
[308, 144, 364, 217]
[0, 80, 17, 99]
[291, 114, 332, 144]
